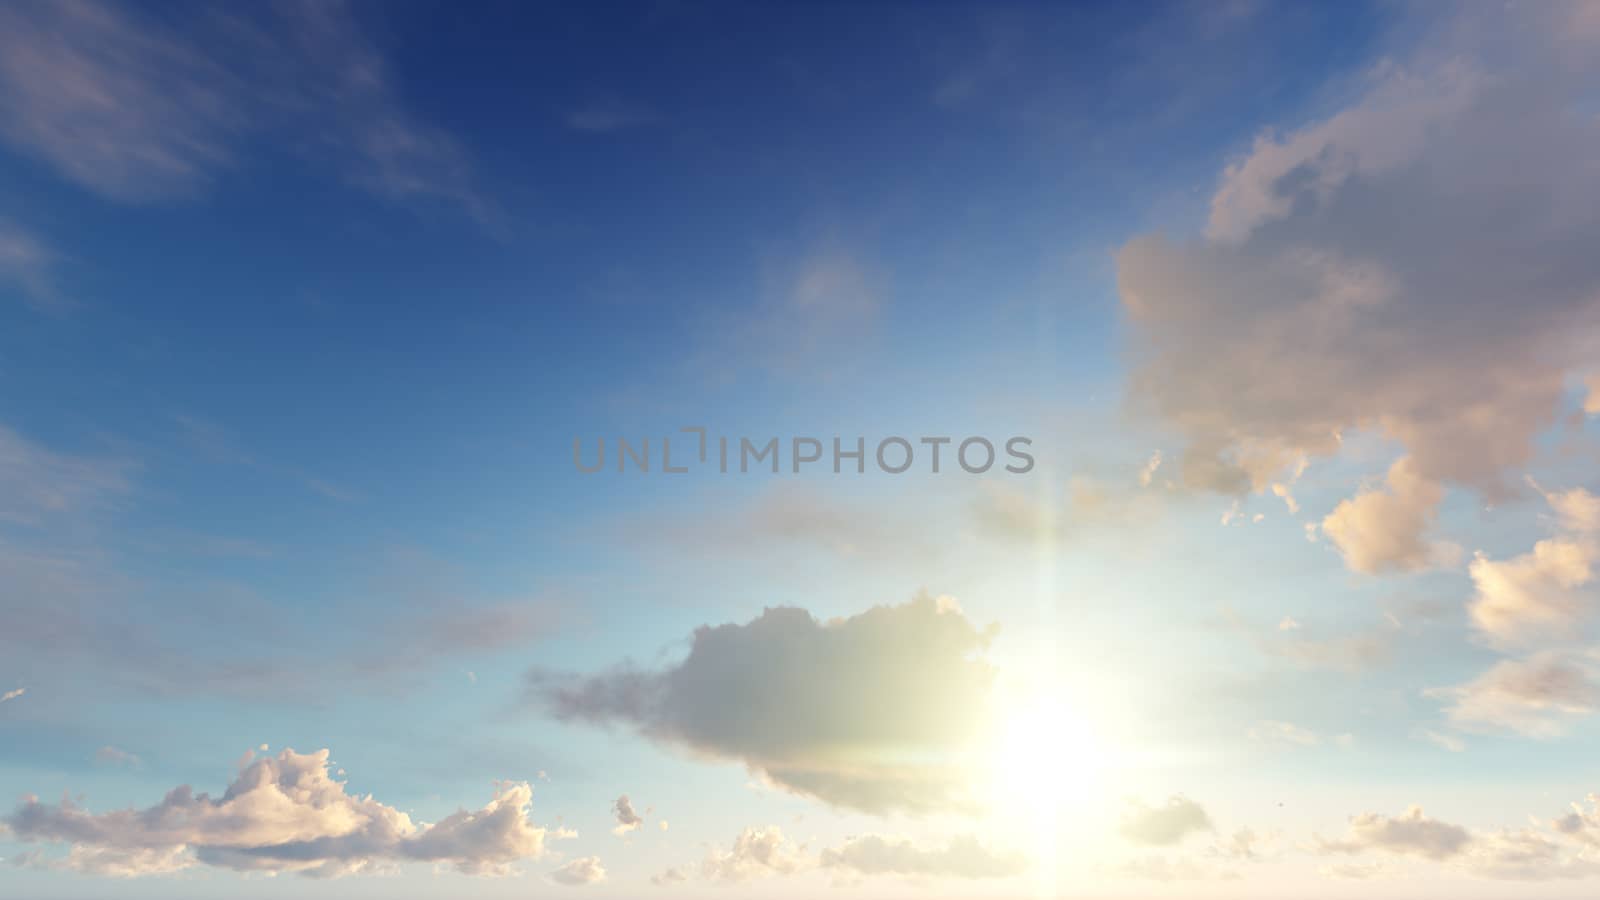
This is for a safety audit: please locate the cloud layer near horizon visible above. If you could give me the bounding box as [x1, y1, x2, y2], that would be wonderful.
[5, 748, 558, 878]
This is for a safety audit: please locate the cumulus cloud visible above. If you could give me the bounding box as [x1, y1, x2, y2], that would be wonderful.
[1429, 650, 1600, 738]
[697, 826, 808, 883]
[530, 594, 998, 815]
[818, 834, 1026, 880]
[0, 0, 486, 216]
[1117, 10, 1600, 505]
[550, 855, 606, 885]
[1469, 485, 1599, 648]
[0, 687, 23, 704]
[611, 795, 641, 837]
[1119, 796, 1213, 846]
[1314, 806, 1472, 861]
[1321, 457, 1458, 574]
[5, 748, 560, 877]
[1311, 794, 1600, 881]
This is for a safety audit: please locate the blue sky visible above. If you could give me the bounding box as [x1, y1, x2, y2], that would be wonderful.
[4, 0, 1600, 896]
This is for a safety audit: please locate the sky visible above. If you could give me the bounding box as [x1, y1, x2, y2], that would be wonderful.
[3, 0, 1600, 896]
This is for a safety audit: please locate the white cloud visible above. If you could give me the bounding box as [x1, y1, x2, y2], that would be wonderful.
[698, 826, 807, 883]
[0, 686, 23, 704]
[5, 748, 560, 877]
[1320, 457, 1458, 574]
[1117, 15, 1600, 503]
[1429, 650, 1600, 738]
[1468, 485, 1599, 648]
[818, 834, 1027, 880]
[550, 855, 606, 885]
[1314, 806, 1472, 861]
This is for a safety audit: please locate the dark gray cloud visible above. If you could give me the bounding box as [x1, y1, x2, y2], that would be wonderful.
[530, 594, 998, 815]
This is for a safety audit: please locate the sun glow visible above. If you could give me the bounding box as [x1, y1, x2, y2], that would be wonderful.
[982, 685, 1120, 889]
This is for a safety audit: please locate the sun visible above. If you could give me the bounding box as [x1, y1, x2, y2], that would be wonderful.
[981, 686, 1119, 884]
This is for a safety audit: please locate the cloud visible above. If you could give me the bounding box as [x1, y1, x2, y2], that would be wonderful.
[1468, 485, 1599, 648]
[1314, 806, 1472, 861]
[550, 855, 606, 885]
[565, 101, 659, 133]
[971, 472, 1164, 543]
[1429, 650, 1600, 738]
[1246, 720, 1320, 747]
[1113, 854, 1238, 882]
[1417, 728, 1466, 753]
[1119, 796, 1213, 846]
[653, 825, 1023, 886]
[818, 834, 1027, 880]
[700, 247, 886, 380]
[1116, 13, 1600, 502]
[530, 594, 998, 815]
[0, 425, 132, 527]
[0, 222, 62, 310]
[697, 826, 807, 883]
[611, 795, 641, 837]
[0, 687, 23, 704]
[5, 747, 560, 877]
[1221, 609, 1392, 672]
[1320, 457, 1459, 574]
[1310, 794, 1600, 880]
[0, 0, 486, 216]
[93, 746, 142, 769]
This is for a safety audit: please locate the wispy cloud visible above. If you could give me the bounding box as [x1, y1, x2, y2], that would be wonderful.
[0, 0, 489, 220]
[565, 100, 659, 133]
[0, 222, 65, 310]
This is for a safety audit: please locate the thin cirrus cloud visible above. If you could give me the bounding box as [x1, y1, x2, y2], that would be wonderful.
[4, 747, 564, 878]
[0, 222, 63, 310]
[0, 0, 488, 218]
[1428, 650, 1600, 739]
[1115, 5, 1600, 564]
[529, 594, 998, 815]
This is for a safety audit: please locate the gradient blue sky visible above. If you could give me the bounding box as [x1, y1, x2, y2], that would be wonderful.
[4, 1, 1600, 897]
